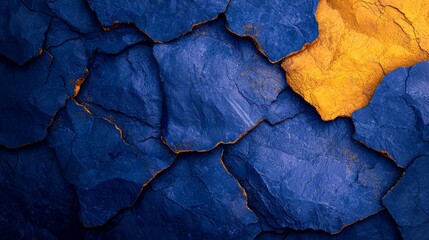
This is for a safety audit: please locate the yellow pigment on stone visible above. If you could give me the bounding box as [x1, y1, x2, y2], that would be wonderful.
[282, 0, 429, 120]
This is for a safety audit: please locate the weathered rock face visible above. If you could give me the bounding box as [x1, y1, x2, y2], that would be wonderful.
[0, 0, 51, 65]
[154, 19, 286, 152]
[223, 108, 401, 233]
[1, 0, 427, 238]
[0, 142, 82, 239]
[384, 156, 429, 240]
[48, 100, 174, 227]
[86, 149, 261, 240]
[86, 0, 229, 42]
[352, 61, 429, 168]
[0, 8, 147, 149]
[226, 0, 319, 63]
[283, 0, 429, 120]
[284, 211, 401, 240]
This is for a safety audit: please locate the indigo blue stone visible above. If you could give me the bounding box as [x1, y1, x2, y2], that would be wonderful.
[265, 87, 308, 125]
[223, 109, 401, 233]
[226, 0, 319, 62]
[154, 19, 286, 152]
[285, 211, 401, 240]
[48, 100, 173, 227]
[22, 0, 53, 14]
[47, 0, 101, 33]
[86, 0, 229, 42]
[383, 156, 429, 240]
[77, 44, 164, 132]
[352, 61, 429, 168]
[86, 148, 261, 240]
[45, 16, 148, 55]
[0, 53, 63, 148]
[0, 0, 51, 65]
[76, 44, 175, 204]
[0, 17, 147, 148]
[0, 142, 82, 239]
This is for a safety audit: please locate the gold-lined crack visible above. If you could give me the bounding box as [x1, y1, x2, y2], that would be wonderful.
[160, 119, 263, 154]
[94, 0, 232, 44]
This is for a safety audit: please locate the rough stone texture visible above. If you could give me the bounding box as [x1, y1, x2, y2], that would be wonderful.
[48, 100, 174, 227]
[226, 0, 319, 63]
[85, 149, 261, 240]
[154, 19, 286, 152]
[384, 156, 429, 240]
[285, 211, 401, 240]
[0, 0, 51, 65]
[86, 0, 230, 42]
[352, 61, 429, 168]
[0, 53, 56, 148]
[282, 0, 429, 120]
[47, 0, 101, 33]
[223, 108, 401, 233]
[0, 14, 147, 149]
[0, 142, 82, 239]
[265, 88, 307, 125]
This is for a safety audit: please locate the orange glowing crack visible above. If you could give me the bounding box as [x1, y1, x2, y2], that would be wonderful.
[282, 0, 429, 120]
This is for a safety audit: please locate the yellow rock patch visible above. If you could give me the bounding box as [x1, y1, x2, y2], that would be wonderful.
[282, 0, 429, 120]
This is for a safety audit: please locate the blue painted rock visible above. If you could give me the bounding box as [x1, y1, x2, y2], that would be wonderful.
[47, 0, 101, 33]
[0, 54, 54, 148]
[352, 61, 429, 168]
[223, 109, 401, 233]
[0, 142, 82, 239]
[265, 87, 308, 125]
[285, 211, 401, 240]
[226, 0, 319, 62]
[86, 148, 261, 239]
[86, 0, 229, 42]
[0, 0, 51, 65]
[383, 156, 429, 240]
[76, 45, 165, 139]
[0, 16, 146, 149]
[154, 19, 286, 152]
[48, 100, 174, 227]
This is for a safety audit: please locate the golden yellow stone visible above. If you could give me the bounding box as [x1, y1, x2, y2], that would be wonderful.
[282, 0, 429, 120]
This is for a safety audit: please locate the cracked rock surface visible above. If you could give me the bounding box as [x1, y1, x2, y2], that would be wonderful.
[0, 0, 428, 239]
[154, 19, 286, 152]
[223, 105, 401, 233]
[383, 156, 429, 240]
[0, 0, 51, 65]
[86, 148, 260, 240]
[284, 211, 401, 240]
[86, 0, 230, 42]
[352, 61, 429, 168]
[283, 0, 429, 120]
[0, 141, 82, 239]
[226, 0, 319, 62]
[48, 100, 173, 227]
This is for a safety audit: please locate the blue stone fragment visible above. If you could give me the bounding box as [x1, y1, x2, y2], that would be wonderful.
[0, 0, 51, 65]
[48, 100, 173, 227]
[0, 142, 82, 239]
[86, 148, 261, 239]
[226, 0, 319, 62]
[47, 0, 101, 33]
[76, 45, 164, 133]
[352, 61, 429, 168]
[223, 109, 401, 233]
[154, 19, 286, 152]
[285, 211, 401, 240]
[383, 156, 429, 240]
[0, 53, 62, 148]
[0, 17, 147, 149]
[86, 0, 229, 42]
[265, 87, 308, 125]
